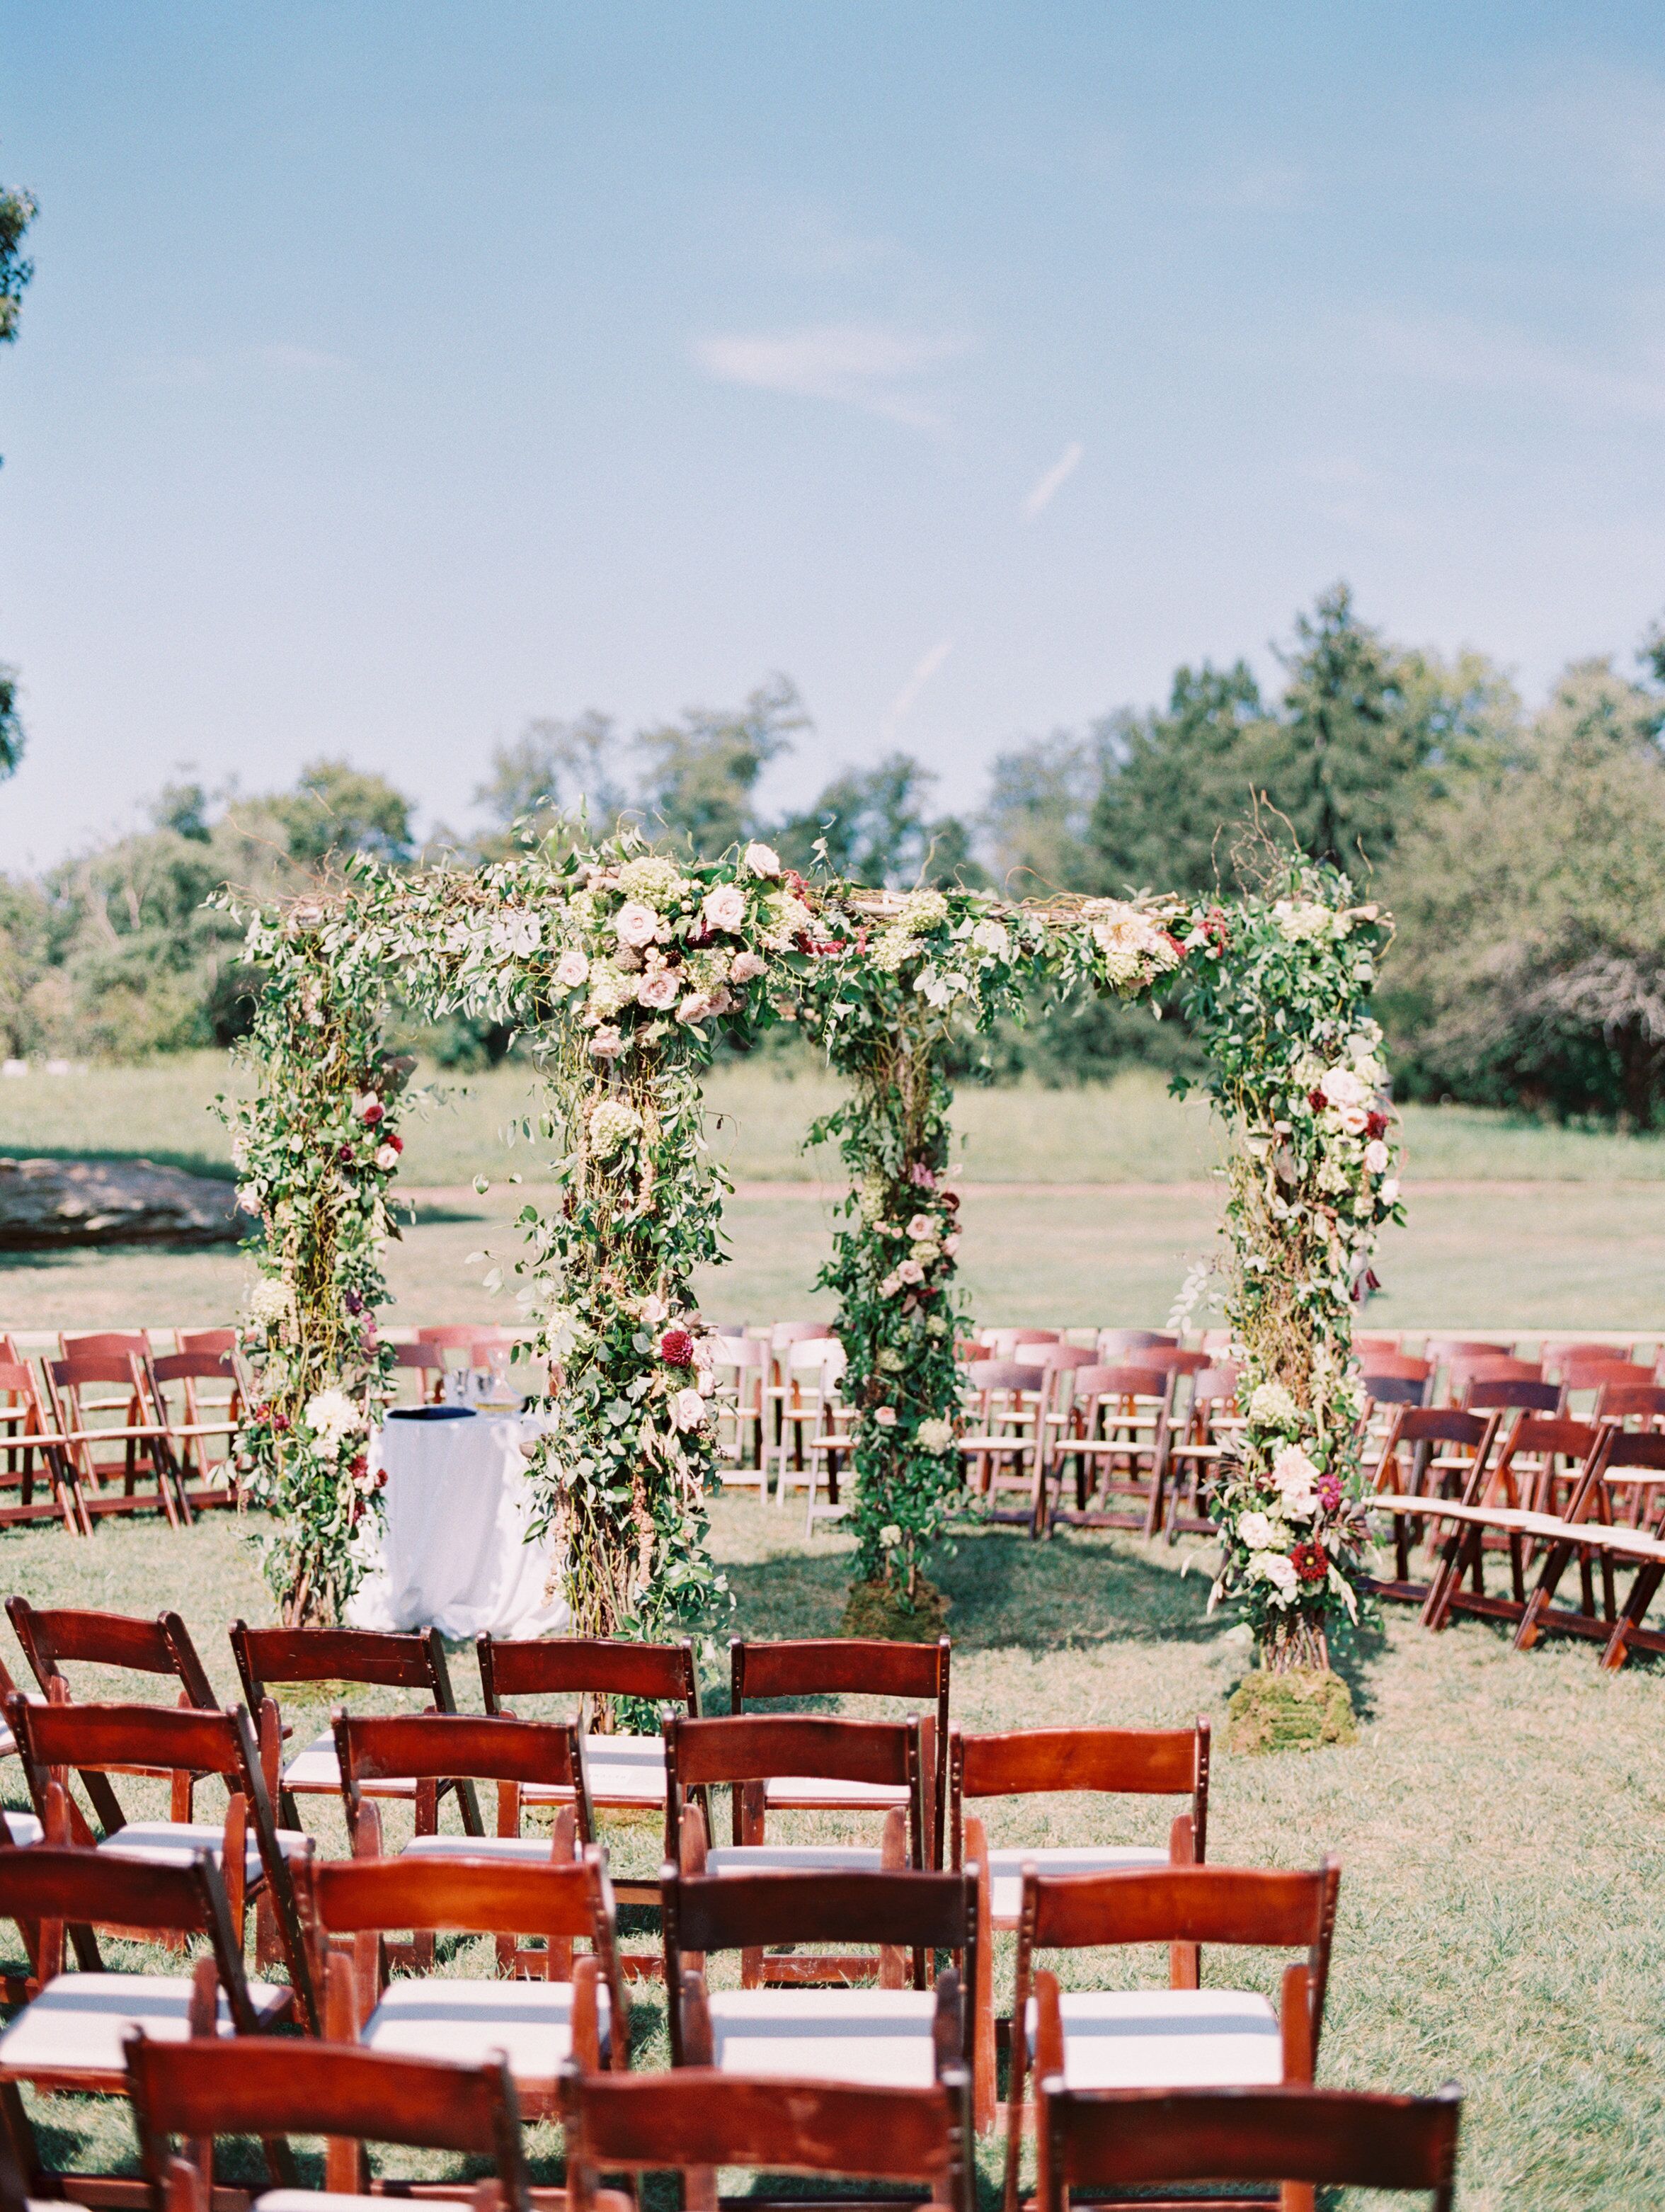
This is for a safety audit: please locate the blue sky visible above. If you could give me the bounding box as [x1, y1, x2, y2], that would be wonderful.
[1, 3, 1662, 868]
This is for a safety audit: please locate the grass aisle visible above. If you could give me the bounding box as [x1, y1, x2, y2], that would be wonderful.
[0, 1500, 1659, 2209]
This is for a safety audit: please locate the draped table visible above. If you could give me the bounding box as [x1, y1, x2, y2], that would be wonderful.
[346, 1407, 569, 1638]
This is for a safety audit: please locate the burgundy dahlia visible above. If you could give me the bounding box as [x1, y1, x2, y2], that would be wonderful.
[660, 1327, 695, 1367]
[1291, 1541, 1330, 1584]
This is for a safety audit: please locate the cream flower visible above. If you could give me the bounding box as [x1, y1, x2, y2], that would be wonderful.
[554, 948, 589, 989]
[730, 950, 766, 983]
[304, 1388, 361, 1450]
[1364, 1139, 1390, 1174]
[1247, 1381, 1300, 1430]
[743, 841, 782, 878]
[637, 969, 680, 1011]
[896, 1259, 925, 1284]
[1236, 1510, 1281, 1551]
[671, 1388, 706, 1432]
[916, 1418, 954, 1454]
[873, 1406, 897, 1427]
[588, 1100, 642, 1159]
[1320, 1066, 1368, 1111]
[906, 1213, 934, 1239]
[588, 1025, 624, 1059]
[878, 1522, 903, 1547]
[1252, 1551, 1300, 1597]
[702, 884, 747, 933]
[374, 1144, 401, 1171]
[614, 901, 660, 948]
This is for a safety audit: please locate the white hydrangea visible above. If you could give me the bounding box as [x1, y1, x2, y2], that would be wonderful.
[587, 965, 637, 1020]
[869, 928, 917, 974]
[900, 889, 949, 930]
[1247, 1380, 1300, 1430]
[588, 1100, 642, 1160]
[617, 856, 688, 903]
[247, 1279, 294, 1328]
[1273, 899, 1333, 942]
[915, 1418, 955, 1454]
[304, 1389, 362, 1451]
[878, 1522, 903, 1548]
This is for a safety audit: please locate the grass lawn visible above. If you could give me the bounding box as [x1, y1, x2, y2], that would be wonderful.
[0, 1058, 1663, 1333]
[0, 1499, 1659, 2209]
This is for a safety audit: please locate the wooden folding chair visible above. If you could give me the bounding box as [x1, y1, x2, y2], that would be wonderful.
[294, 1847, 628, 2118]
[391, 1340, 447, 1403]
[732, 1636, 951, 1866]
[1034, 2080, 1462, 2212]
[1365, 1408, 1501, 1606]
[662, 1860, 976, 2088]
[416, 1324, 520, 1391]
[44, 1350, 189, 1526]
[949, 1721, 1210, 2133]
[1042, 1365, 1177, 1538]
[957, 1362, 1050, 1532]
[229, 1620, 483, 1838]
[1093, 1330, 1176, 1361]
[666, 1712, 927, 1987]
[7, 1598, 221, 1836]
[1515, 1429, 1665, 1655]
[0, 1846, 295, 2202]
[8, 1694, 317, 2026]
[1005, 1860, 1341, 2210]
[561, 2058, 975, 2212]
[0, 1358, 81, 1533]
[1419, 1416, 1601, 1634]
[1155, 1363, 1242, 1539]
[710, 1335, 769, 1488]
[149, 1349, 246, 1512]
[767, 1338, 848, 1515]
[127, 2036, 533, 2212]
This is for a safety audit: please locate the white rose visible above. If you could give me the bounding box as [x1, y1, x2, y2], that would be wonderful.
[906, 1213, 934, 1239]
[554, 949, 589, 989]
[637, 968, 680, 1011]
[374, 1144, 400, 1171]
[641, 1294, 669, 1326]
[1237, 1511, 1278, 1551]
[1252, 1551, 1300, 1597]
[702, 884, 747, 933]
[1337, 1105, 1369, 1137]
[879, 1274, 903, 1297]
[943, 1233, 961, 1255]
[677, 991, 716, 1025]
[588, 1026, 624, 1059]
[614, 901, 660, 948]
[873, 1406, 897, 1427]
[1320, 1066, 1368, 1110]
[672, 1389, 706, 1432]
[743, 841, 782, 878]
[1380, 1178, 1400, 1204]
[896, 1259, 925, 1284]
[1364, 1139, 1390, 1174]
[731, 950, 766, 983]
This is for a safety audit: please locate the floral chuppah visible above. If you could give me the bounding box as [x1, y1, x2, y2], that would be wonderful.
[222, 832, 1399, 1697]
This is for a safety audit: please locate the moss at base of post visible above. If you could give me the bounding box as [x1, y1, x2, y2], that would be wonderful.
[1225, 1666, 1357, 1755]
[840, 1575, 951, 1642]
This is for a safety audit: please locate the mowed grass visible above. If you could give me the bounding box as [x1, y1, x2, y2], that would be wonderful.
[0, 1057, 1664, 1334]
[0, 1500, 1659, 2209]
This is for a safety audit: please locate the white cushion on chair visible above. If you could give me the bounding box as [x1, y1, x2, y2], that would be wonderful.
[399, 1833, 563, 1866]
[282, 1733, 418, 1798]
[0, 1811, 41, 1847]
[763, 1775, 909, 1810]
[987, 1846, 1170, 1925]
[97, 1820, 308, 1885]
[258, 2196, 386, 2211]
[363, 1976, 608, 2078]
[1027, 1988, 1283, 2090]
[706, 1988, 939, 2085]
[522, 1732, 667, 1807]
[0, 1973, 290, 2076]
[706, 1844, 886, 1876]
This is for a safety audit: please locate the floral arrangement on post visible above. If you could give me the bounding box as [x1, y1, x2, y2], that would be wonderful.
[1172, 857, 1401, 1712]
[216, 899, 411, 1626]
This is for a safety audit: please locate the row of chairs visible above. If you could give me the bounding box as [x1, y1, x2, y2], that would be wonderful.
[0, 1602, 1463, 2207]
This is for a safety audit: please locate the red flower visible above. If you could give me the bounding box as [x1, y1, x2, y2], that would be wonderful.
[349, 1454, 368, 1482]
[338, 1145, 355, 1165]
[360, 1100, 385, 1127]
[1365, 1110, 1389, 1140]
[660, 1327, 695, 1367]
[1307, 1088, 1327, 1112]
[386, 1134, 404, 1155]
[1290, 1541, 1329, 1584]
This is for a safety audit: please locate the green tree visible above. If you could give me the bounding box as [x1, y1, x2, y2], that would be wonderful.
[777, 751, 980, 886]
[981, 729, 1109, 894]
[265, 758, 416, 870]
[1087, 661, 1270, 898]
[0, 173, 38, 779]
[470, 712, 628, 855]
[1380, 659, 1665, 1126]
[636, 675, 806, 857]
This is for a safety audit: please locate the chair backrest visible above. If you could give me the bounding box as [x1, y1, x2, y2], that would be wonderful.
[664, 1711, 925, 1864]
[772, 1321, 833, 1350]
[992, 1329, 1063, 1352]
[332, 1709, 590, 1835]
[47, 1350, 156, 1401]
[479, 1633, 699, 1717]
[1461, 1374, 1564, 1416]
[178, 1328, 237, 1356]
[229, 1621, 457, 1709]
[560, 2065, 973, 2212]
[1118, 1346, 1210, 1378]
[1353, 1334, 1400, 1354]
[1563, 1357, 1654, 1396]
[1543, 1340, 1640, 1374]
[7, 1596, 217, 1708]
[61, 1330, 150, 1359]
[1031, 1344, 1099, 1372]
[301, 1845, 615, 1956]
[416, 1325, 517, 1351]
[1449, 1355, 1542, 1391]
[1423, 1338, 1511, 1364]
[392, 1340, 445, 1369]
[951, 1721, 1209, 1861]
[963, 1360, 1048, 1395]
[0, 1360, 55, 1426]
[711, 1336, 767, 1369]
[784, 1336, 843, 1376]
[1035, 2082, 1460, 2212]
[1491, 1415, 1598, 1494]
[150, 1350, 239, 1387]
[1591, 1426, 1665, 1486]
[1373, 1408, 1499, 1489]
[126, 2038, 530, 2212]
[1070, 1365, 1175, 1408]
[1095, 1330, 1177, 1357]
[1594, 1381, 1665, 1425]
[0, 1842, 255, 2021]
[1186, 1365, 1240, 1409]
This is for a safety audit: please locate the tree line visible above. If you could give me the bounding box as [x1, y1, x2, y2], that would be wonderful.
[4, 581, 1665, 1127]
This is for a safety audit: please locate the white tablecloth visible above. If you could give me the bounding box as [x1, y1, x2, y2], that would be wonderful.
[346, 1410, 570, 1639]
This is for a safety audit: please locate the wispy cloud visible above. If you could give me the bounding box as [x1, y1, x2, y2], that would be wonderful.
[692, 323, 968, 432]
[1358, 309, 1665, 420]
[1022, 441, 1084, 520]
[880, 636, 954, 739]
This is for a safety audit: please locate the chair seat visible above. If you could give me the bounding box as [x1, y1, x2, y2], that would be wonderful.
[0, 1973, 291, 2079]
[763, 1774, 910, 1811]
[399, 1834, 562, 1866]
[97, 1820, 307, 1883]
[258, 2196, 388, 2211]
[284, 1733, 418, 1797]
[987, 1846, 1169, 1926]
[707, 1844, 886, 1876]
[363, 1976, 609, 2080]
[524, 1733, 667, 1807]
[0, 1811, 41, 1847]
[1026, 1988, 1283, 2090]
[706, 1988, 939, 2085]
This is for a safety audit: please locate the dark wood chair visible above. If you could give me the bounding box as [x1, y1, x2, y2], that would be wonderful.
[150, 1348, 246, 1511]
[1366, 1409, 1501, 1604]
[661, 1859, 976, 2097]
[0, 1359, 81, 1533]
[1005, 1860, 1342, 2211]
[667, 1712, 928, 1988]
[1155, 1362, 1242, 1538]
[7, 1692, 317, 2026]
[957, 1361, 1051, 1532]
[127, 2033, 533, 2212]
[294, 1845, 628, 2117]
[561, 2058, 975, 2212]
[1515, 1428, 1665, 1655]
[6, 1596, 221, 1834]
[731, 1636, 951, 1866]
[1034, 2080, 1462, 2212]
[948, 1720, 1209, 2133]
[229, 1619, 481, 1837]
[391, 1339, 447, 1403]
[1420, 1416, 1601, 1633]
[0, 1846, 294, 2201]
[1043, 1364, 1179, 1538]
